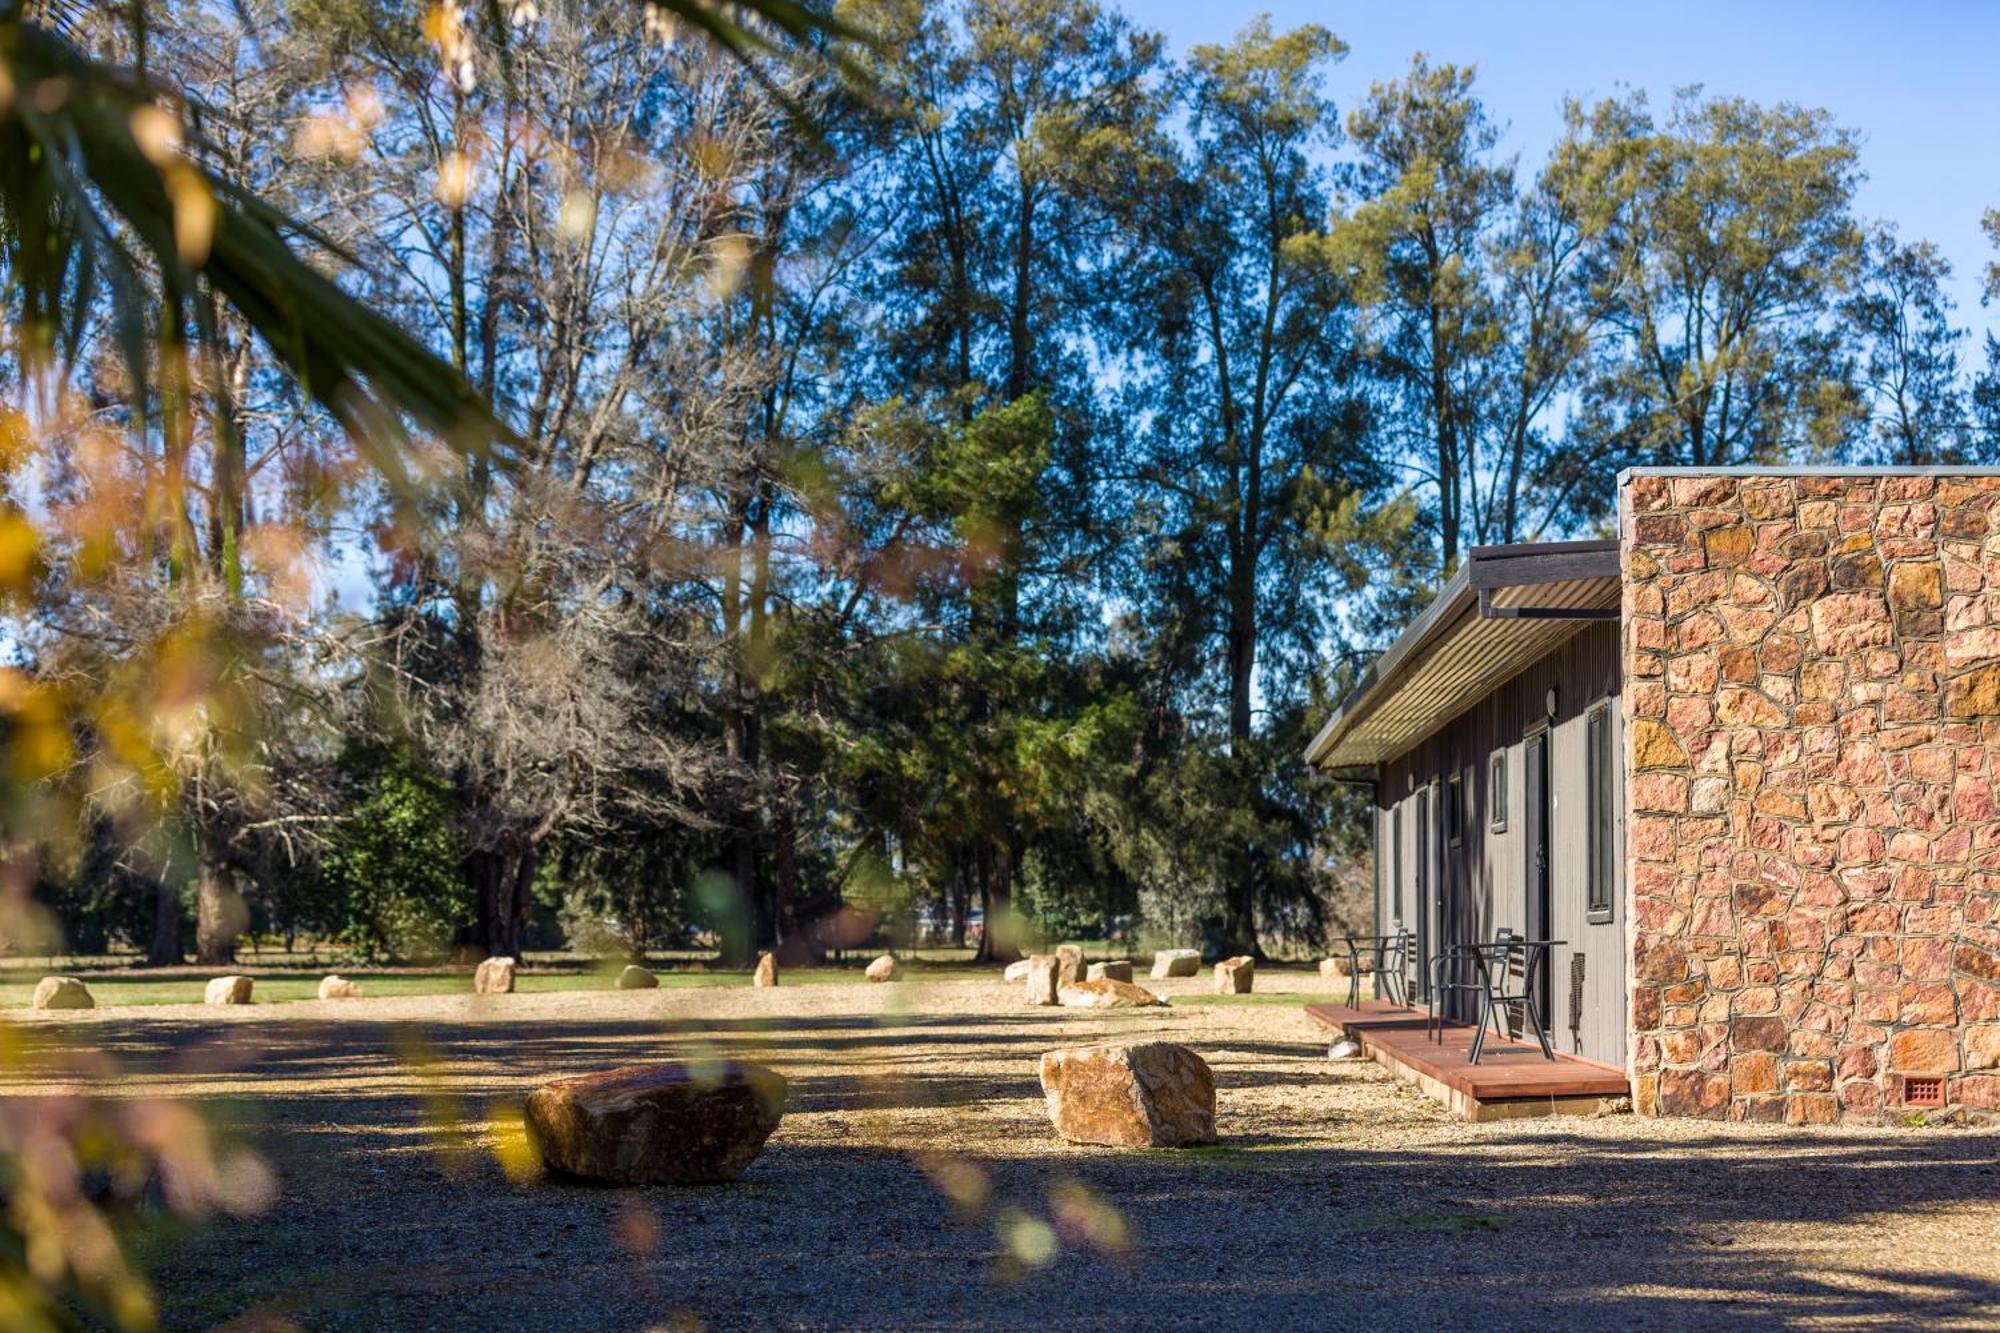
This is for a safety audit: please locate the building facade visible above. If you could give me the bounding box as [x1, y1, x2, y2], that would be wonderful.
[1308, 469, 2000, 1124]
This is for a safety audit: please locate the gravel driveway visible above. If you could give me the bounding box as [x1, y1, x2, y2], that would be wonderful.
[16, 971, 2000, 1329]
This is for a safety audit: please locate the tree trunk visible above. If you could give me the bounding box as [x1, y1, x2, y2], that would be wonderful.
[194, 856, 244, 966]
[471, 845, 534, 959]
[1223, 561, 1259, 955]
[149, 878, 182, 966]
[973, 841, 1019, 964]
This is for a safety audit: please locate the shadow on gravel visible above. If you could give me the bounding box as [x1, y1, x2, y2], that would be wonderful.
[16, 1013, 2000, 1329]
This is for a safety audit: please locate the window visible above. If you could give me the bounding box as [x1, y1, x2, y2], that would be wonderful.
[1391, 805, 1403, 922]
[1446, 772, 1464, 846]
[1586, 703, 1615, 919]
[1489, 749, 1508, 832]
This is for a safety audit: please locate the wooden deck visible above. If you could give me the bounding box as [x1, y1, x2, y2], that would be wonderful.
[1306, 1000, 1630, 1122]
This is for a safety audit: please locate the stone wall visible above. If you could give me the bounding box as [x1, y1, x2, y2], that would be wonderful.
[1621, 471, 2000, 1124]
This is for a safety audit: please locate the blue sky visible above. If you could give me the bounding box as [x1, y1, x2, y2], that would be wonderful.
[1147, 0, 2000, 336]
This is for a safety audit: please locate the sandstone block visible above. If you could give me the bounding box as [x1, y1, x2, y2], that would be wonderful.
[752, 953, 778, 988]
[1055, 944, 1086, 986]
[31, 977, 92, 1010]
[1003, 959, 1033, 982]
[525, 1062, 787, 1185]
[1150, 949, 1201, 979]
[475, 957, 518, 994]
[1631, 718, 1689, 770]
[617, 964, 659, 990]
[1086, 960, 1134, 983]
[1038, 1042, 1216, 1148]
[863, 954, 898, 983]
[204, 976, 253, 1006]
[1965, 1025, 2000, 1071]
[1318, 957, 1350, 978]
[1024, 954, 1061, 1005]
[1057, 978, 1164, 1009]
[317, 975, 363, 1001]
[1214, 956, 1254, 994]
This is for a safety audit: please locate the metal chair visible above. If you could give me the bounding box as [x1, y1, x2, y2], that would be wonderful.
[1470, 928, 1557, 1064]
[1426, 945, 1486, 1046]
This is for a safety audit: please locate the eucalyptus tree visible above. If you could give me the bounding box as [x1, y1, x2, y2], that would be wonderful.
[1111, 17, 1373, 953]
[1842, 226, 1971, 464]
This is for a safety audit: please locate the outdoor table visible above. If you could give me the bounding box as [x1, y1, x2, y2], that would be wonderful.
[1339, 932, 1412, 1008]
[1454, 937, 1566, 1065]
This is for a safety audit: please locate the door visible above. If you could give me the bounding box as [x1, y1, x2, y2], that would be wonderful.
[1413, 785, 1430, 1002]
[1524, 730, 1552, 1018]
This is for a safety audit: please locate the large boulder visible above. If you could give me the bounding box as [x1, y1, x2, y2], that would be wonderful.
[318, 975, 363, 1001]
[1055, 944, 1086, 987]
[864, 954, 898, 983]
[525, 1062, 787, 1185]
[1214, 956, 1254, 994]
[1086, 960, 1133, 983]
[32, 977, 93, 1011]
[1318, 957, 1350, 978]
[752, 953, 778, 988]
[1002, 959, 1033, 983]
[1024, 954, 1061, 1006]
[1058, 979, 1165, 1009]
[204, 976, 254, 1006]
[616, 965, 659, 990]
[1149, 949, 1201, 980]
[1039, 1042, 1216, 1148]
[475, 957, 518, 995]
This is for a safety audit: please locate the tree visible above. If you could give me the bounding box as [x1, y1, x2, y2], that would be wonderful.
[1559, 89, 1864, 509]
[1112, 17, 1373, 953]
[1843, 225, 1970, 464]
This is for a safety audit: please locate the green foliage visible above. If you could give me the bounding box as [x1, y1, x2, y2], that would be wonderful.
[318, 753, 465, 962]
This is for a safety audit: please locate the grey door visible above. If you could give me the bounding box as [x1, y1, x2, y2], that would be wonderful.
[1524, 731, 1552, 1017]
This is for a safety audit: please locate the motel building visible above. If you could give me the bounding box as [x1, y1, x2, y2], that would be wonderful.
[1304, 469, 2000, 1125]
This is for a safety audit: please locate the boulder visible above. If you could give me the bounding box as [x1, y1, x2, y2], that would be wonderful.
[31, 977, 93, 1011]
[317, 975, 363, 1001]
[1149, 948, 1201, 979]
[1087, 960, 1134, 983]
[1214, 956, 1254, 994]
[525, 1061, 787, 1185]
[1328, 1037, 1365, 1060]
[1024, 954, 1061, 1005]
[752, 953, 778, 988]
[616, 965, 659, 990]
[1039, 1042, 1216, 1148]
[474, 957, 518, 995]
[864, 954, 898, 983]
[204, 976, 254, 1006]
[1318, 957, 1350, 978]
[1002, 959, 1033, 983]
[1057, 978, 1165, 1009]
[1055, 944, 1086, 987]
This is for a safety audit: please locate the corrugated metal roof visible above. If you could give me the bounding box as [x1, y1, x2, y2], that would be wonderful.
[1305, 542, 1619, 774]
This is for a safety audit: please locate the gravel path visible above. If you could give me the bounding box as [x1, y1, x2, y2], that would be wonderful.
[14, 972, 2000, 1330]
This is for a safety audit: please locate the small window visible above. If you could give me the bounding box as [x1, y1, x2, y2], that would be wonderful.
[1586, 703, 1615, 920]
[1446, 773, 1464, 846]
[1488, 750, 1508, 832]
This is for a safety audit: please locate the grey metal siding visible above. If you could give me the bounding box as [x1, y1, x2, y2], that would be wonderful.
[1371, 621, 1627, 1069]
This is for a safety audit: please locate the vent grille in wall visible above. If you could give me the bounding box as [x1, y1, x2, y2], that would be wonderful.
[1904, 1076, 1945, 1109]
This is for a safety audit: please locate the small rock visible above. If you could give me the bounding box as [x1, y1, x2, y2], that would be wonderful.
[1150, 948, 1201, 979]
[616, 964, 658, 990]
[204, 976, 254, 1006]
[1328, 1037, 1364, 1060]
[1039, 1042, 1216, 1148]
[1002, 959, 1033, 983]
[1318, 957, 1350, 978]
[475, 957, 517, 995]
[1024, 954, 1061, 1006]
[318, 975, 363, 1000]
[1214, 956, 1254, 994]
[1058, 978, 1165, 1009]
[1087, 960, 1134, 983]
[752, 953, 777, 987]
[864, 954, 898, 983]
[525, 1062, 787, 1185]
[1055, 944, 1086, 986]
[32, 977, 93, 1011]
